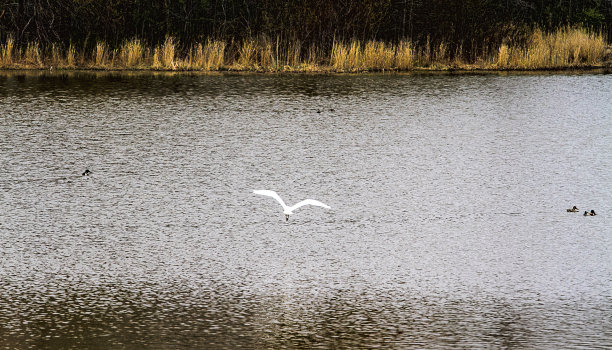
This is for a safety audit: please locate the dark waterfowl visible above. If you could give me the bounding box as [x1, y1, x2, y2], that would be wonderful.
[583, 211, 590, 216]
[590, 210, 597, 216]
[567, 206, 579, 212]
[82, 169, 91, 176]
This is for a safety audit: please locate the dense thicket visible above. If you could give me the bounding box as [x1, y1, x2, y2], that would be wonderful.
[1, 0, 610, 59]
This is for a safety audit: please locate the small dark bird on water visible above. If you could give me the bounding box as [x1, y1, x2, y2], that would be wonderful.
[584, 210, 597, 216]
[567, 206, 579, 212]
[82, 169, 91, 176]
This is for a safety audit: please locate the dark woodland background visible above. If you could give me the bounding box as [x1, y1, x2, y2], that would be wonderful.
[1, 0, 610, 59]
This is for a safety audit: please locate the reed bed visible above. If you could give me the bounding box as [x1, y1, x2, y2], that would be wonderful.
[1, 37, 14, 67]
[161, 36, 176, 69]
[497, 26, 605, 69]
[66, 44, 76, 67]
[120, 38, 145, 68]
[0, 27, 606, 72]
[24, 42, 42, 67]
[50, 44, 63, 67]
[193, 40, 226, 70]
[237, 39, 257, 69]
[94, 42, 107, 67]
[395, 40, 415, 69]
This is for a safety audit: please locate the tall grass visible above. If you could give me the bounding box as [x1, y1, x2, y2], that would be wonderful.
[0, 27, 605, 71]
[25, 42, 42, 67]
[237, 39, 257, 69]
[258, 36, 275, 69]
[434, 42, 448, 66]
[497, 44, 510, 68]
[152, 47, 161, 69]
[161, 36, 175, 69]
[421, 36, 432, 66]
[204, 40, 226, 70]
[395, 40, 415, 69]
[363, 41, 394, 70]
[286, 40, 302, 68]
[332, 39, 420, 71]
[120, 38, 144, 67]
[232, 36, 308, 71]
[50, 44, 63, 67]
[66, 44, 76, 67]
[498, 26, 605, 69]
[331, 40, 362, 71]
[1, 37, 14, 66]
[188, 40, 226, 70]
[94, 42, 107, 66]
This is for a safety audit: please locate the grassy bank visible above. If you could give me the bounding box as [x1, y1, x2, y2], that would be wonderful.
[0, 27, 606, 72]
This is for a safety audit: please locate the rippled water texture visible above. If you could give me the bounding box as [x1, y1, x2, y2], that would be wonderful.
[1, 71, 611, 349]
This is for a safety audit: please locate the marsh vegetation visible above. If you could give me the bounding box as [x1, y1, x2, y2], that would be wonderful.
[0, 1, 609, 71]
[0, 27, 607, 72]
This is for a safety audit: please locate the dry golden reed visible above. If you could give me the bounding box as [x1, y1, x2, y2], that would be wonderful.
[395, 40, 414, 69]
[258, 36, 275, 69]
[331, 40, 363, 71]
[152, 47, 161, 69]
[363, 41, 394, 70]
[422, 36, 432, 65]
[286, 40, 301, 68]
[205, 40, 226, 70]
[1, 37, 14, 66]
[333, 39, 417, 71]
[95, 42, 107, 66]
[50, 44, 62, 67]
[435, 42, 448, 65]
[25, 42, 42, 67]
[172, 39, 227, 70]
[497, 44, 510, 68]
[161, 36, 175, 69]
[238, 39, 257, 68]
[66, 44, 76, 67]
[498, 26, 605, 69]
[0, 27, 605, 71]
[190, 44, 203, 69]
[120, 38, 144, 67]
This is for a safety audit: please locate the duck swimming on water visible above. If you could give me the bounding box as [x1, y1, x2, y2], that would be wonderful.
[82, 169, 91, 176]
[567, 206, 579, 212]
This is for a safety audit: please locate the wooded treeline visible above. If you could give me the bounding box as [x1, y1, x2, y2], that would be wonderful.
[1, 0, 610, 59]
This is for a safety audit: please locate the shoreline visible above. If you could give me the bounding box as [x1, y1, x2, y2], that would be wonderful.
[0, 65, 609, 75]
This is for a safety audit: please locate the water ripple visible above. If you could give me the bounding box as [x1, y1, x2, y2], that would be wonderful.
[0, 71, 610, 349]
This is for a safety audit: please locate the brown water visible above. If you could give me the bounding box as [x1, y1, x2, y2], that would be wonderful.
[0, 71, 611, 349]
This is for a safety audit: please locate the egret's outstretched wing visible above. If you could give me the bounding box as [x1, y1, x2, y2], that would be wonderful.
[289, 199, 331, 212]
[253, 190, 288, 210]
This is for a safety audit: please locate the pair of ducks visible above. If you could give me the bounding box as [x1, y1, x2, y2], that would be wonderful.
[567, 206, 597, 216]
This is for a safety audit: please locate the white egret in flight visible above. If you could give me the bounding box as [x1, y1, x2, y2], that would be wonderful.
[253, 190, 331, 221]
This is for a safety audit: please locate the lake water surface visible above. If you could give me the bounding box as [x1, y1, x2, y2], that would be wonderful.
[0, 71, 611, 349]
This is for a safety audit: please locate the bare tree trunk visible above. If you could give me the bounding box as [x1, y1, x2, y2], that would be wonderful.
[164, 0, 170, 34]
[16, 0, 25, 47]
[402, 0, 406, 39]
